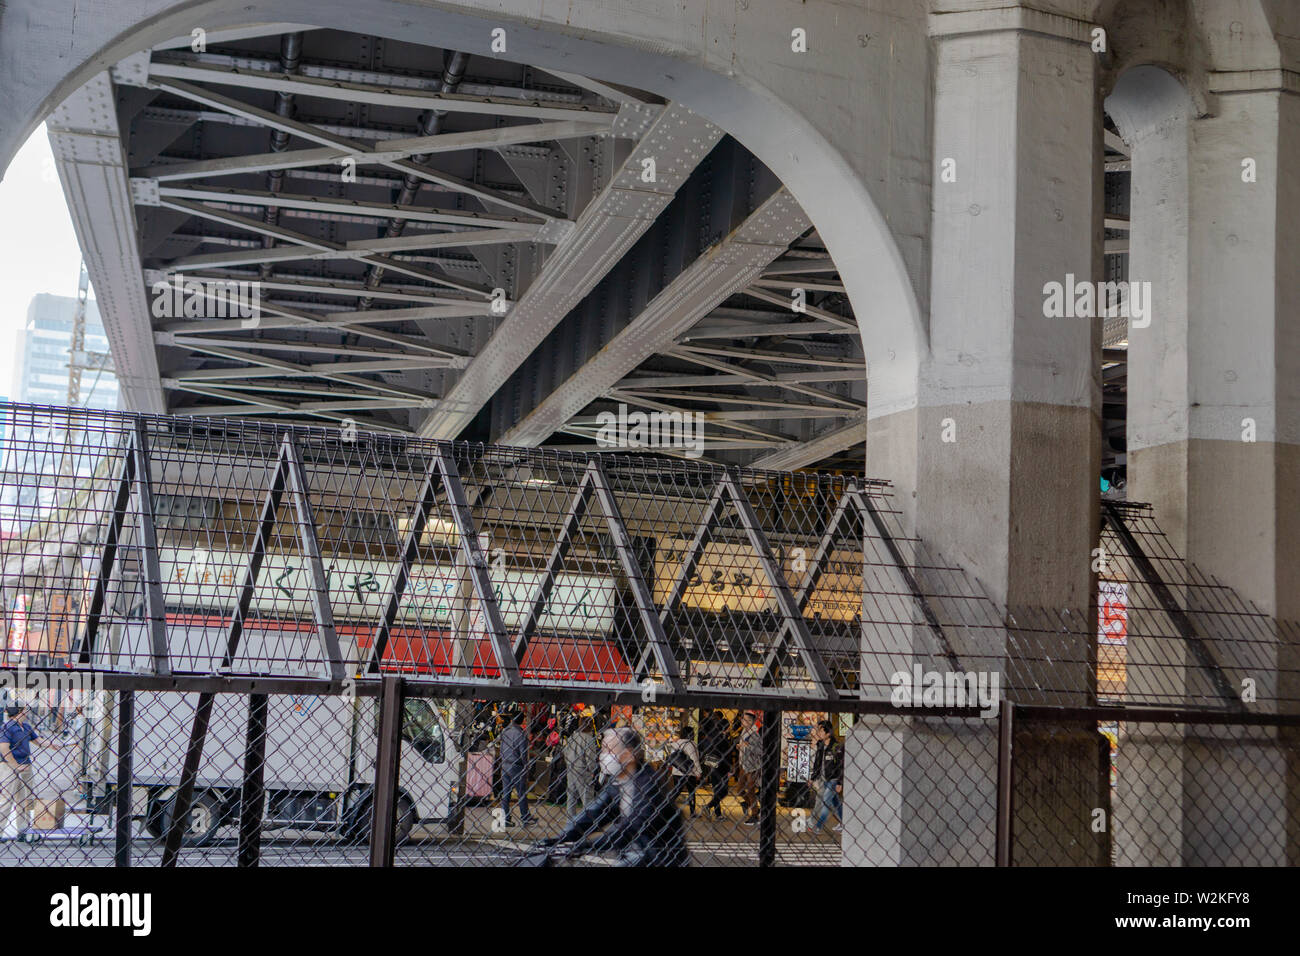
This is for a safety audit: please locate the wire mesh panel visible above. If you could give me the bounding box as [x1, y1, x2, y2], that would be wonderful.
[1015, 711, 1300, 867]
[385, 699, 1007, 868]
[1, 403, 1297, 867]
[0, 686, 384, 866]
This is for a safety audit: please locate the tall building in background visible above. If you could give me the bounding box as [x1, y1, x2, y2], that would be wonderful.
[2, 294, 119, 539]
[12, 293, 118, 410]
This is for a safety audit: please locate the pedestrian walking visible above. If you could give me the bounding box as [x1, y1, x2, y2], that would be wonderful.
[665, 724, 702, 816]
[1, 704, 44, 836]
[498, 712, 534, 827]
[810, 719, 844, 833]
[562, 715, 599, 819]
[736, 712, 761, 826]
[701, 712, 737, 819]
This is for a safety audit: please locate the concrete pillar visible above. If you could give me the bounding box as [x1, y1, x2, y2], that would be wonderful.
[850, 3, 1104, 865]
[1109, 64, 1300, 865]
[1104, 65, 1193, 866]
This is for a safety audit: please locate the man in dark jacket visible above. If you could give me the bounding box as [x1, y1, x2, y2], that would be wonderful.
[810, 719, 844, 833]
[498, 712, 533, 827]
[540, 726, 688, 866]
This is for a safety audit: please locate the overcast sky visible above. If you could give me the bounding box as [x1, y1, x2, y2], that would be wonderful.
[0, 125, 89, 400]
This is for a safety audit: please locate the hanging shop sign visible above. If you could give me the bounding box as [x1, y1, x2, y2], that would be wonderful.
[1098, 580, 1128, 645]
[158, 548, 615, 634]
[654, 539, 861, 621]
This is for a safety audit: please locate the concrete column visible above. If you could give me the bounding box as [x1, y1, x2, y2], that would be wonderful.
[1104, 65, 1193, 866]
[1111, 65, 1300, 865]
[850, 3, 1104, 865]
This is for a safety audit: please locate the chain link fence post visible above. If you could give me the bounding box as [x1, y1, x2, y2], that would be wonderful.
[759, 708, 780, 866]
[114, 689, 133, 867]
[370, 675, 404, 867]
[996, 699, 1014, 867]
[237, 693, 269, 867]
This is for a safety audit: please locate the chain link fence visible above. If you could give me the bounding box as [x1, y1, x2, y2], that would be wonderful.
[0, 403, 1296, 866]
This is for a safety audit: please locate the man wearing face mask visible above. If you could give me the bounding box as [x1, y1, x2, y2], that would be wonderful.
[535, 726, 688, 866]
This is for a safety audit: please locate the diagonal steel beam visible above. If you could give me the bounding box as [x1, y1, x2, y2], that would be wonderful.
[419, 103, 723, 439]
[280, 434, 346, 680]
[127, 421, 170, 677]
[146, 71, 569, 221]
[850, 487, 960, 670]
[135, 120, 613, 182]
[156, 184, 540, 234]
[589, 461, 684, 693]
[496, 188, 810, 447]
[721, 471, 837, 697]
[631, 345, 864, 408]
[162, 333, 465, 364]
[633, 477, 728, 680]
[752, 413, 869, 471]
[757, 488, 859, 685]
[512, 465, 596, 662]
[149, 60, 620, 122]
[435, 447, 521, 686]
[1101, 502, 1240, 708]
[366, 455, 443, 674]
[162, 227, 538, 272]
[74, 424, 168, 674]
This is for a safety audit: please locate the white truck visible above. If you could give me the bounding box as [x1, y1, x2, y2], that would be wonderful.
[85, 622, 461, 846]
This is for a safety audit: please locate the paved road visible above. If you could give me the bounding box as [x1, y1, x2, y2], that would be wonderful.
[0, 803, 843, 866]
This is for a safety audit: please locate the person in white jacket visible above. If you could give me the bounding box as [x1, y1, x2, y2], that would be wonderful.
[665, 725, 703, 817]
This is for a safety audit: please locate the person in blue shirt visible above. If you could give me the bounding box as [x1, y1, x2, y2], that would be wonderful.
[2, 704, 46, 834]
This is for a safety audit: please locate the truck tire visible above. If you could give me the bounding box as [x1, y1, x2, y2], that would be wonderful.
[158, 791, 223, 847]
[341, 790, 416, 845]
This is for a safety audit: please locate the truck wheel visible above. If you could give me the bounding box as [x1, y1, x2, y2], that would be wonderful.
[394, 795, 416, 845]
[159, 791, 222, 847]
[341, 791, 416, 845]
[144, 796, 166, 838]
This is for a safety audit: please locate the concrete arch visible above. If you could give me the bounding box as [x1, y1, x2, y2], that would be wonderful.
[1106, 64, 1196, 147]
[0, 0, 930, 424]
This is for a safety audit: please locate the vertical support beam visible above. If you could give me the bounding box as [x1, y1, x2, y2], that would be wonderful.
[370, 674, 404, 867]
[996, 699, 1015, 867]
[435, 447, 520, 686]
[758, 709, 780, 866]
[129, 421, 170, 676]
[238, 693, 269, 867]
[161, 692, 215, 867]
[922, 3, 1099, 621]
[590, 462, 684, 694]
[114, 689, 133, 868]
[280, 435, 345, 680]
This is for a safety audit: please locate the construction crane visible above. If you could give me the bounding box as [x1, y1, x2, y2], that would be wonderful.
[65, 262, 88, 407]
[65, 262, 114, 410]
